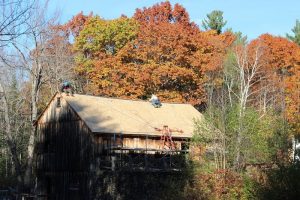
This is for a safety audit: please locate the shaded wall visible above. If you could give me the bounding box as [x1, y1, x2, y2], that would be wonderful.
[36, 96, 94, 199]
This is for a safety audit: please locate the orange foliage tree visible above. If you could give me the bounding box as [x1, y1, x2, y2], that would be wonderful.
[63, 11, 92, 38]
[74, 2, 234, 106]
[248, 34, 300, 131]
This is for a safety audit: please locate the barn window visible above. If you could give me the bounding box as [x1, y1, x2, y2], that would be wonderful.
[56, 97, 61, 108]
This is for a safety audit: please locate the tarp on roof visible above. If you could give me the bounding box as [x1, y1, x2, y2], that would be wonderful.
[64, 94, 203, 138]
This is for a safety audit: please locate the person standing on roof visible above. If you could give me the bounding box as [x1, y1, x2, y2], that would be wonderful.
[60, 80, 74, 96]
[149, 94, 162, 108]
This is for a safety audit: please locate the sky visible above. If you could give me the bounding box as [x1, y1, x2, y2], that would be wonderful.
[49, 0, 300, 40]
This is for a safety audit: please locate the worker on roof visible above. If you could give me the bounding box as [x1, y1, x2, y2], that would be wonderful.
[149, 94, 162, 108]
[60, 80, 74, 96]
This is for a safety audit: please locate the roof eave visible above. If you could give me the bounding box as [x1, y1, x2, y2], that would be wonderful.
[92, 131, 192, 139]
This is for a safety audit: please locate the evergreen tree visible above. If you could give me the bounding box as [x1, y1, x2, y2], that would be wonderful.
[202, 10, 227, 34]
[286, 19, 300, 46]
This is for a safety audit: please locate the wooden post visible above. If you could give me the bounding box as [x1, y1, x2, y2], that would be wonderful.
[5, 149, 7, 177]
[112, 132, 116, 169]
[146, 135, 148, 150]
[145, 135, 148, 169]
[113, 133, 116, 148]
[120, 132, 123, 168]
[111, 156, 116, 171]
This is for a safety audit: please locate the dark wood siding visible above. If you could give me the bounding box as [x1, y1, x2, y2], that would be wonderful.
[36, 97, 94, 199]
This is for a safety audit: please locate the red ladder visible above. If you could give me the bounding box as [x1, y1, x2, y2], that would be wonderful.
[155, 125, 183, 150]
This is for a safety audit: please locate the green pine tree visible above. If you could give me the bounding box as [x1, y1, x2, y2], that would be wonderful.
[202, 10, 227, 34]
[286, 19, 300, 46]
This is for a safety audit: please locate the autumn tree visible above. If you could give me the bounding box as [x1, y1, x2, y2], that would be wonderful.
[37, 24, 77, 100]
[195, 33, 300, 171]
[249, 34, 300, 132]
[196, 38, 273, 169]
[63, 11, 92, 38]
[202, 10, 227, 34]
[223, 34, 300, 168]
[74, 2, 234, 107]
[73, 15, 139, 94]
[74, 15, 138, 59]
[191, 31, 300, 198]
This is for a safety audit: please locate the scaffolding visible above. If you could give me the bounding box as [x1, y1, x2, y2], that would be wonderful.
[98, 147, 189, 172]
[97, 126, 189, 172]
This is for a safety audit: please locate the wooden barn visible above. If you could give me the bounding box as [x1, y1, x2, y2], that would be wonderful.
[34, 93, 203, 199]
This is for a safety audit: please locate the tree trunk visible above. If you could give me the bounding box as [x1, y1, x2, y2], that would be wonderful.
[24, 62, 42, 186]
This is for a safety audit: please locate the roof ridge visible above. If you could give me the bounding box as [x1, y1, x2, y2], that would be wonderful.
[69, 93, 193, 105]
